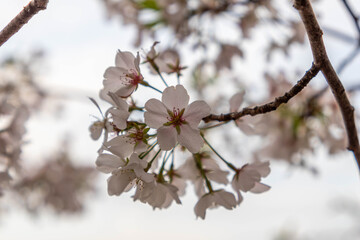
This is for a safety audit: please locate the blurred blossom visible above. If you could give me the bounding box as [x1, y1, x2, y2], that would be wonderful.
[14, 149, 96, 214]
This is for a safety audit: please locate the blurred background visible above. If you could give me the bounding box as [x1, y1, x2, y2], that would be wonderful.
[0, 0, 360, 239]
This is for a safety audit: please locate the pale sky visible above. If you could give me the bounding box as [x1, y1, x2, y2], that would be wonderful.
[0, 0, 360, 240]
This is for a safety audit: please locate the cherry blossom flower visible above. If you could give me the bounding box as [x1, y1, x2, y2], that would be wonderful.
[106, 153, 154, 196]
[100, 50, 144, 100]
[144, 85, 210, 153]
[145, 44, 186, 76]
[133, 181, 181, 209]
[232, 161, 270, 204]
[104, 126, 149, 159]
[194, 190, 237, 219]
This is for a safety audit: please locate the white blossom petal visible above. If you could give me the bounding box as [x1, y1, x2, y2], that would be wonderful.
[134, 52, 141, 72]
[109, 108, 129, 130]
[214, 190, 237, 210]
[232, 167, 261, 192]
[234, 189, 244, 205]
[194, 194, 213, 219]
[250, 182, 271, 193]
[162, 85, 189, 110]
[207, 170, 229, 185]
[144, 99, 168, 128]
[105, 136, 133, 158]
[229, 92, 245, 112]
[236, 120, 256, 135]
[178, 124, 203, 153]
[183, 100, 211, 128]
[108, 92, 129, 111]
[134, 141, 148, 154]
[107, 171, 135, 196]
[115, 50, 136, 69]
[103, 66, 126, 81]
[134, 168, 154, 183]
[96, 154, 125, 173]
[115, 85, 137, 98]
[157, 126, 177, 151]
[249, 161, 271, 178]
[89, 121, 103, 140]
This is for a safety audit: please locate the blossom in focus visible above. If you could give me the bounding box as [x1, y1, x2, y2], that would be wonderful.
[100, 50, 144, 100]
[144, 85, 210, 153]
[104, 126, 149, 159]
[106, 153, 154, 196]
[133, 181, 181, 209]
[194, 190, 237, 219]
[231, 161, 271, 204]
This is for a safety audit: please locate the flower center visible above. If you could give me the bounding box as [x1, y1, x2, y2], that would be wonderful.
[164, 107, 187, 134]
[127, 128, 144, 143]
[125, 69, 143, 86]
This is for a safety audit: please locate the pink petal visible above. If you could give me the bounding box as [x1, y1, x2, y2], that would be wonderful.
[105, 136, 133, 158]
[96, 154, 125, 173]
[162, 85, 189, 110]
[250, 182, 271, 193]
[144, 99, 168, 128]
[134, 168, 154, 183]
[107, 171, 135, 196]
[207, 170, 229, 185]
[249, 161, 271, 178]
[178, 124, 203, 153]
[115, 50, 136, 69]
[236, 120, 256, 135]
[157, 126, 177, 151]
[183, 100, 211, 128]
[115, 85, 136, 98]
[134, 52, 141, 72]
[232, 168, 261, 192]
[134, 141, 148, 154]
[163, 183, 182, 204]
[108, 92, 129, 111]
[234, 189, 243, 205]
[89, 122, 103, 140]
[103, 66, 127, 81]
[109, 109, 129, 130]
[194, 194, 213, 219]
[214, 190, 237, 210]
[229, 92, 245, 112]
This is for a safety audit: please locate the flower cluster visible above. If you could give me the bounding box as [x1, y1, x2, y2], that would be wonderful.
[90, 46, 271, 218]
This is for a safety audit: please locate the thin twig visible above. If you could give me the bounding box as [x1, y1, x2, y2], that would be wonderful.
[294, 0, 360, 170]
[341, 0, 360, 41]
[0, 0, 49, 47]
[322, 26, 357, 44]
[202, 63, 320, 122]
[337, 46, 360, 74]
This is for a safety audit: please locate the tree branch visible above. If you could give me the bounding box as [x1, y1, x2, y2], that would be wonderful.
[0, 0, 49, 47]
[294, 0, 360, 170]
[202, 63, 320, 122]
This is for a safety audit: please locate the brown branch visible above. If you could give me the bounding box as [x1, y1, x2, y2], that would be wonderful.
[202, 63, 320, 122]
[294, 0, 360, 170]
[0, 0, 49, 47]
